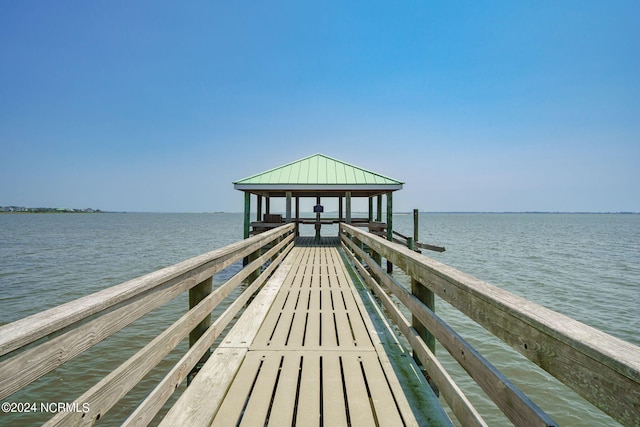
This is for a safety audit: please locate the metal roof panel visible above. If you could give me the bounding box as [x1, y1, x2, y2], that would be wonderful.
[233, 153, 403, 187]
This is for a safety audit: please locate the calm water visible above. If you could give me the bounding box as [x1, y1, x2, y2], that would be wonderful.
[1, 213, 638, 426]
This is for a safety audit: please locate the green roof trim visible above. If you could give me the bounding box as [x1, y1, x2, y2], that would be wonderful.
[234, 153, 403, 187]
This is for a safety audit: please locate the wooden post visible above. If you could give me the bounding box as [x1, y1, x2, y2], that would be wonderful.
[376, 195, 382, 222]
[285, 191, 292, 223]
[243, 192, 251, 266]
[411, 208, 437, 392]
[412, 279, 435, 352]
[339, 196, 343, 222]
[368, 197, 373, 223]
[295, 196, 300, 236]
[413, 208, 419, 244]
[372, 247, 382, 267]
[412, 276, 437, 395]
[265, 197, 270, 215]
[346, 191, 352, 224]
[243, 192, 251, 240]
[386, 192, 393, 273]
[256, 195, 262, 222]
[247, 249, 261, 283]
[354, 236, 363, 263]
[315, 195, 321, 241]
[188, 277, 212, 385]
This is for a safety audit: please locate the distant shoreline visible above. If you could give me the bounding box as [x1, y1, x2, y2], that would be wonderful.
[0, 207, 103, 214]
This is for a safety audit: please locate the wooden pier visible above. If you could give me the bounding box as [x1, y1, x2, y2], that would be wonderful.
[1, 223, 639, 426]
[1, 154, 639, 426]
[161, 240, 448, 426]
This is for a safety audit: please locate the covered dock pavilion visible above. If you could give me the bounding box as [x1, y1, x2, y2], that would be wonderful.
[233, 153, 404, 241]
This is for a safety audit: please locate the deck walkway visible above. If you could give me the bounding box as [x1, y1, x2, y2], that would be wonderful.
[161, 239, 450, 426]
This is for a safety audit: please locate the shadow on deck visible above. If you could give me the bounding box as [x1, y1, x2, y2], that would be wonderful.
[295, 236, 340, 247]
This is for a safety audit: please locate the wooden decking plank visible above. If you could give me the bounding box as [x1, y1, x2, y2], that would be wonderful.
[295, 354, 321, 426]
[209, 351, 265, 427]
[305, 309, 321, 348]
[334, 309, 357, 348]
[220, 281, 283, 348]
[342, 353, 378, 426]
[251, 288, 296, 346]
[238, 354, 284, 427]
[321, 303, 338, 347]
[251, 311, 281, 347]
[295, 288, 310, 312]
[299, 247, 312, 268]
[310, 267, 320, 290]
[159, 347, 248, 427]
[320, 286, 333, 311]
[359, 351, 406, 426]
[322, 353, 349, 427]
[337, 287, 374, 346]
[286, 307, 308, 348]
[265, 353, 301, 427]
[329, 249, 348, 283]
[308, 288, 320, 311]
[327, 265, 341, 289]
[276, 310, 299, 347]
[296, 263, 312, 291]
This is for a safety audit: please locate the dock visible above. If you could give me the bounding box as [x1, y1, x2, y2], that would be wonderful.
[161, 240, 448, 426]
[1, 154, 639, 426]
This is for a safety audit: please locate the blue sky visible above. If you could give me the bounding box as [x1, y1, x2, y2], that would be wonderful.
[1, 1, 638, 212]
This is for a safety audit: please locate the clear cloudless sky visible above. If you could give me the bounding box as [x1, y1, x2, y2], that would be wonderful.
[1, 1, 638, 212]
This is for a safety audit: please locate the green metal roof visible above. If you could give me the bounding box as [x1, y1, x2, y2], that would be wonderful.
[234, 153, 403, 187]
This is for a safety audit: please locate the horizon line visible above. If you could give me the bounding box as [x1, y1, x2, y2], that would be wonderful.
[72, 210, 640, 215]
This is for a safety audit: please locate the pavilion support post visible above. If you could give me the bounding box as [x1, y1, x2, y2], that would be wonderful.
[243, 192, 251, 240]
[285, 192, 292, 223]
[256, 195, 262, 222]
[315, 196, 321, 241]
[346, 192, 352, 224]
[243, 192, 251, 266]
[386, 192, 393, 273]
[376, 195, 382, 222]
[295, 196, 300, 236]
[339, 196, 343, 222]
[188, 276, 212, 385]
[265, 197, 270, 215]
[243, 192, 261, 280]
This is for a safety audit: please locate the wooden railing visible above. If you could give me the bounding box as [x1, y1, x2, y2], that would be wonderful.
[339, 223, 640, 427]
[0, 223, 295, 426]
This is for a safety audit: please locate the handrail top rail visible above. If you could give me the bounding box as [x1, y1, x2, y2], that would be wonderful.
[0, 223, 294, 357]
[339, 223, 640, 380]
